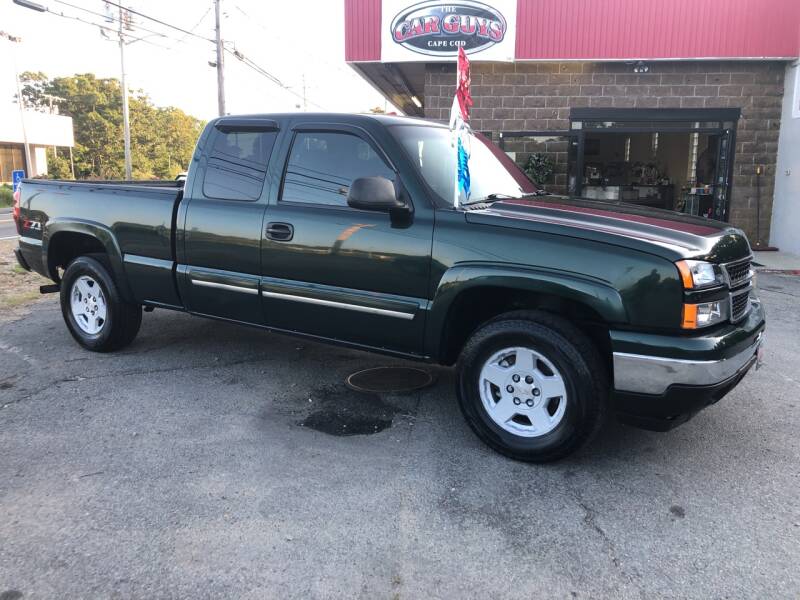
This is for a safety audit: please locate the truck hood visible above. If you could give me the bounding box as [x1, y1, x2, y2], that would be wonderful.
[465, 196, 752, 263]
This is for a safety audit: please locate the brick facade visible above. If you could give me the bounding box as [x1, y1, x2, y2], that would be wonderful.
[424, 61, 785, 242]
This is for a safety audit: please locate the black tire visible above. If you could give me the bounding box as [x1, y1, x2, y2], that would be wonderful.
[456, 310, 607, 462]
[60, 255, 142, 352]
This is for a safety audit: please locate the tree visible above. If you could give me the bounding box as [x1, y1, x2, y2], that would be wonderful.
[20, 72, 205, 180]
[45, 148, 73, 179]
[18, 71, 50, 110]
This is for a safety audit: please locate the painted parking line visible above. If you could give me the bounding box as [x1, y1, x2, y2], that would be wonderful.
[0, 219, 14, 223]
[0, 235, 20, 240]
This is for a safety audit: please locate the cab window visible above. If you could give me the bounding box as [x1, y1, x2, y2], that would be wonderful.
[281, 131, 394, 207]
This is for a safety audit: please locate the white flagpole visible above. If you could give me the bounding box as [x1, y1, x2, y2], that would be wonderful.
[452, 66, 460, 209]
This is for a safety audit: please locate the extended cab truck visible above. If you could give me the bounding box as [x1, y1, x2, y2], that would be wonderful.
[13, 113, 765, 462]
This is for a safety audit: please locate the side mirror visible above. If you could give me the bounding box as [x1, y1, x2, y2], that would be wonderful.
[347, 176, 408, 213]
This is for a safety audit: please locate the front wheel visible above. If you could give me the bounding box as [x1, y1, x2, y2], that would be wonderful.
[456, 311, 607, 462]
[60, 256, 142, 352]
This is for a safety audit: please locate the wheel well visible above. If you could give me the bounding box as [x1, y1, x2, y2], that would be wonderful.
[440, 286, 611, 368]
[47, 232, 107, 280]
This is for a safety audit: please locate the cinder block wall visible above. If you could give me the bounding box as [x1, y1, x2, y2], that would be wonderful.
[424, 61, 785, 242]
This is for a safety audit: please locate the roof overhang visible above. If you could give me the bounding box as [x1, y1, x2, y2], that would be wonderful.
[347, 62, 426, 117]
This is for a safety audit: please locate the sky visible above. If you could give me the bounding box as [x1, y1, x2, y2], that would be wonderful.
[0, 0, 395, 120]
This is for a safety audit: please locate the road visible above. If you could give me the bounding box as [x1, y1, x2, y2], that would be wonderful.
[0, 273, 798, 599]
[0, 209, 16, 240]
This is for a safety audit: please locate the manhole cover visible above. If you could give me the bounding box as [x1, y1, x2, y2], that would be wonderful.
[345, 366, 434, 394]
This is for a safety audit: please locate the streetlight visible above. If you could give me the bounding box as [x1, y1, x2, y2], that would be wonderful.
[12, 0, 45, 11]
[1, 30, 33, 177]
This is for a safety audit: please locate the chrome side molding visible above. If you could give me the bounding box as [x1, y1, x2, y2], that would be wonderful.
[190, 279, 259, 295]
[261, 290, 415, 320]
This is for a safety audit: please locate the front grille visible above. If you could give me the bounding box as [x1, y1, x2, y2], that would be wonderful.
[723, 258, 752, 288]
[722, 257, 754, 322]
[730, 288, 751, 322]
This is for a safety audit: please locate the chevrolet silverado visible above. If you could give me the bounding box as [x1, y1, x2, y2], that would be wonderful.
[13, 113, 765, 461]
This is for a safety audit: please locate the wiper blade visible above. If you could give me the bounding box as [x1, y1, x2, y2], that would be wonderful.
[461, 192, 536, 207]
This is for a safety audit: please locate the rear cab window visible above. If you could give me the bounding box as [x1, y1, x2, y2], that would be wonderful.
[203, 129, 278, 201]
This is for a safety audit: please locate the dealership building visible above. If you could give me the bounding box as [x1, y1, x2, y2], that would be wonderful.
[345, 0, 800, 251]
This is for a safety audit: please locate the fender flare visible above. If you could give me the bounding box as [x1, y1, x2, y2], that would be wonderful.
[44, 218, 135, 302]
[425, 263, 627, 360]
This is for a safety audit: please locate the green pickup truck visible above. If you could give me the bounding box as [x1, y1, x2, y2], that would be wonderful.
[13, 113, 764, 461]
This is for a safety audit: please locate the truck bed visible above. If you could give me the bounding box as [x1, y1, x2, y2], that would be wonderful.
[16, 179, 184, 298]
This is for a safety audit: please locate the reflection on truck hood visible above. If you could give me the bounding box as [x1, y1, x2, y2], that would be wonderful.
[466, 195, 752, 263]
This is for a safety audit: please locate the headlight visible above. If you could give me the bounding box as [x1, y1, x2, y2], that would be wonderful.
[676, 260, 724, 289]
[682, 300, 728, 329]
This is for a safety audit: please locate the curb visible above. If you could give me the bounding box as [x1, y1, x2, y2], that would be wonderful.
[756, 269, 800, 275]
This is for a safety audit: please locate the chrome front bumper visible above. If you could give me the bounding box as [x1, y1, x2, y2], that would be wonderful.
[613, 331, 764, 395]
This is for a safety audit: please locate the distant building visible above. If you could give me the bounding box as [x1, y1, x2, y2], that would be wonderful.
[0, 102, 74, 183]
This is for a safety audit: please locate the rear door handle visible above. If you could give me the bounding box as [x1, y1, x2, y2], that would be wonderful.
[265, 222, 294, 241]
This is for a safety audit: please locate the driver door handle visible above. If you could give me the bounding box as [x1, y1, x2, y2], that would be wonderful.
[266, 222, 294, 242]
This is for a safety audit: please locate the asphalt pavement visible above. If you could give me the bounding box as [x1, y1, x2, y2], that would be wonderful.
[0, 208, 16, 240]
[0, 273, 798, 599]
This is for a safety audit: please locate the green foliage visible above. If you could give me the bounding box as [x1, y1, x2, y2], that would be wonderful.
[20, 72, 205, 180]
[524, 153, 554, 186]
[45, 148, 73, 180]
[0, 184, 13, 207]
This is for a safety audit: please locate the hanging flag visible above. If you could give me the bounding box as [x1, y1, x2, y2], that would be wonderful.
[449, 47, 473, 207]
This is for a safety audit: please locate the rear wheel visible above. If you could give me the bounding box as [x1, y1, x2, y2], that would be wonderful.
[456, 310, 607, 462]
[60, 256, 142, 352]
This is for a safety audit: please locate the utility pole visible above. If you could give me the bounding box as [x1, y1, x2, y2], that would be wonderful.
[214, 0, 226, 116]
[1, 31, 33, 176]
[118, 7, 132, 180]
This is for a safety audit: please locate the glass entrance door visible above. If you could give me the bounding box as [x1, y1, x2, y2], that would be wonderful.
[562, 108, 741, 221]
[713, 126, 735, 221]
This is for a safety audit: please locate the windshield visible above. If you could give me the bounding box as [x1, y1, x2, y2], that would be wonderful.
[390, 124, 536, 207]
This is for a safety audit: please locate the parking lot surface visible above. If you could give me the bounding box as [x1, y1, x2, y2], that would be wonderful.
[1, 273, 798, 599]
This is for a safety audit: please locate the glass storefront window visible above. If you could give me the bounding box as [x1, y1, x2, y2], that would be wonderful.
[583, 120, 722, 130]
[500, 135, 578, 196]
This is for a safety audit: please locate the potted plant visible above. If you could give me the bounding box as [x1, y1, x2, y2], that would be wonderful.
[524, 153, 554, 187]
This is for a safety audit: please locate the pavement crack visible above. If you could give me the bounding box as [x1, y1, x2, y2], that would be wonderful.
[577, 500, 621, 568]
[566, 481, 645, 598]
[91, 355, 275, 380]
[0, 355, 274, 409]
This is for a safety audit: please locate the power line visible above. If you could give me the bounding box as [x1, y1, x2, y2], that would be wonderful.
[49, 0, 185, 45]
[99, 0, 215, 43]
[17, 0, 331, 111]
[38, 6, 176, 50]
[177, 5, 212, 43]
[232, 4, 353, 81]
[224, 47, 327, 110]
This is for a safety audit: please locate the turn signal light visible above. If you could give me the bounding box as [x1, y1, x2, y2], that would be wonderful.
[682, 301, 726, 329]
[681, 304, 698, 329]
